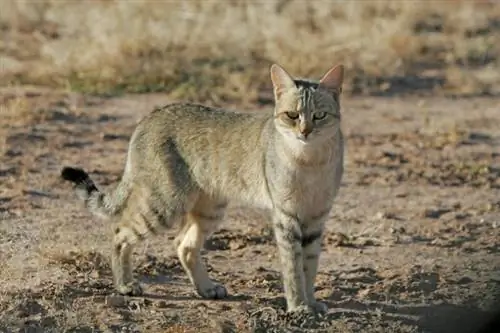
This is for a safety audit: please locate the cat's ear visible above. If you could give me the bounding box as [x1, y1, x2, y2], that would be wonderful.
[319, 64, 344, 95]
[270, 64, 296, 100]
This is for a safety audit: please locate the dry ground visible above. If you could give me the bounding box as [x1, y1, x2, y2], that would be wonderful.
[1, 1, 500, 332]
[0, 88, 499, 333]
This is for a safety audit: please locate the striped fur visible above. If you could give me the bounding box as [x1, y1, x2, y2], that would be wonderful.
[61, 63, 345, 314]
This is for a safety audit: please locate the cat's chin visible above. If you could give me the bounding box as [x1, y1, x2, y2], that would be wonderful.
[281, 132, 319, 146]
[289, 135, 322, 148]
[296, 133, 331, 145]
[297, 138, 308, 144]
[292, 136, 311, 145]
[296, 137, 311, 145]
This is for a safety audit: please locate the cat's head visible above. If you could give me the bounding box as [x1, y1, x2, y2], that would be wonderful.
[270, 63, 344, 145]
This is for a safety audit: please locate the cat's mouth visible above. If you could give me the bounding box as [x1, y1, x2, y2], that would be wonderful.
[296, 133, 313, 143]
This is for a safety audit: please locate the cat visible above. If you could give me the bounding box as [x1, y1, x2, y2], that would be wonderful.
[61, 63, 344, 314]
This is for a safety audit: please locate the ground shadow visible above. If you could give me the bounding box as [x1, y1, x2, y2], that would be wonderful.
[327, 299, 496, 333]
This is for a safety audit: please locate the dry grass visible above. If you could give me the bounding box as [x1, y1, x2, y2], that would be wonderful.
[0, 0, 499, 104]
[1, 95, 45, 126]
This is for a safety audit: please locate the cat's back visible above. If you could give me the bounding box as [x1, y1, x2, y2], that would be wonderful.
[136, 102, 266, 139]
[128, 102, 273, 205]
[136, 102, 270, 153]
[148, 102, 259, 123]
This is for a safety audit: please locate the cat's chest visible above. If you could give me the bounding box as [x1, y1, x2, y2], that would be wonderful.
[273, 166, 337, 219]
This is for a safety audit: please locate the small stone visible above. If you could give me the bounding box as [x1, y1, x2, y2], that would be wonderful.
[263, 273, 272, 281]
[105, 295, 127, 307]
[330, 232, 350, 246]
[457, 276, 473, 284]
[375, 212, 386, 220]
[423, 208, 451, 219]
[229, 240, 245, 250]
[357, 287, 372, 298]
[101, 133, 128, 141]
[360, 239, 375, 246]
[128, 300, 143, 311]
[155, 300, 169, 308]
[390, 226, 406, 234]
[93, 295, 106, 303]
[430, 238, 450, 247]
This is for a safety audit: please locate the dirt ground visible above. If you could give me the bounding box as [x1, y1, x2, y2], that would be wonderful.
[0, 88, 499, 333]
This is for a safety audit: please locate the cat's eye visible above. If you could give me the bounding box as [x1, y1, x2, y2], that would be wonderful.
[313, 112, 327, 120]
[285, 112, 300, 120]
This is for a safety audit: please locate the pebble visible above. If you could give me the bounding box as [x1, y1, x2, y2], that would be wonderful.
[390, 227, 406, 234]
[423, 208, 450, 219]
[105, 295, 127, 307]
[456, 276, 473, 284]
[155, 300, 169, 308]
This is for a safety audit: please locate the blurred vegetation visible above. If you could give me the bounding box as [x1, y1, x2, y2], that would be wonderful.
[1, 0, 499, 104]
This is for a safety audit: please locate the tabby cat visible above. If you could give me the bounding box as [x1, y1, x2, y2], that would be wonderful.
[61, 63, 345, 314]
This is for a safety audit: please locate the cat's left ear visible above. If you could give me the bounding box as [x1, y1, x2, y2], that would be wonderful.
[270, 64, 296, 100]
[318, 64, 344, 96]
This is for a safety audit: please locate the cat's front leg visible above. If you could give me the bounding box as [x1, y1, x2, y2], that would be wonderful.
[272, 208, 309, 313]
[302, 219, 328, 314]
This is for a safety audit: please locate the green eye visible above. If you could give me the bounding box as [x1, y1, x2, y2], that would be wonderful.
[285, 112, 300, 120]
[313, 112, 327, 120]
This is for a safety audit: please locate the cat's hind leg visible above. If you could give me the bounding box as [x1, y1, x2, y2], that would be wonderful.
[112, 187, 192, 296]
[112, 222, 143, 296]
[175, 195, 227, 299]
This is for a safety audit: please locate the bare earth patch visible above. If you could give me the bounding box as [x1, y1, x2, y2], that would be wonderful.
[0, 88, 499, 332]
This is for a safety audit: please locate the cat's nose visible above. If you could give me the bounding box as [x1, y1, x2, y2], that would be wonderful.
[300, 126, 313, 138]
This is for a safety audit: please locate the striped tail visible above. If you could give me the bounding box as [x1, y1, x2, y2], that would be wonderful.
[61, 166, 125, 218]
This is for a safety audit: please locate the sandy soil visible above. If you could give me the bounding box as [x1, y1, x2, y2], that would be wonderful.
[0, 89, 499, 333]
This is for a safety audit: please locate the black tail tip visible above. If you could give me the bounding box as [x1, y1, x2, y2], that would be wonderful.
[61, 166, 89, 184]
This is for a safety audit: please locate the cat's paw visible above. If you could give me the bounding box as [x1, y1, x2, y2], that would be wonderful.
[309, 301, 328, 314]
[287, 304, 315, 315]
[285, 303, 325, 327]
[197, 283, 228, 299]
[287, 302, 327, 316]
[116, 282, 143, 296]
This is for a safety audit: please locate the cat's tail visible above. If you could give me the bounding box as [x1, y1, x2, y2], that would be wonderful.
[61, 166, 129, 219]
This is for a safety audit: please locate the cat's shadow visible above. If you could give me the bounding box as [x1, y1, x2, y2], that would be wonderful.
[255, 295, 496, 333]
[325, 299, 496, 333]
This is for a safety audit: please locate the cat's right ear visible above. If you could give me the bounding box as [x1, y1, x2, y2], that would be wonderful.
[318, 64, 344, 96]
[270, 64, 296, 100]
